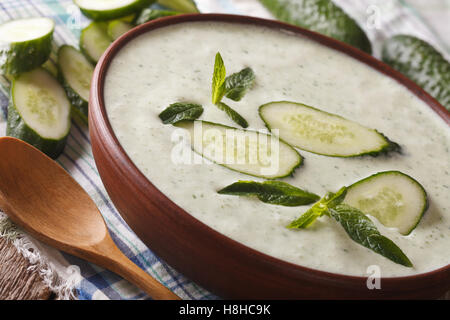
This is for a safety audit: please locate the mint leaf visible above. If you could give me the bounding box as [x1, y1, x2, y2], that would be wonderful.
[329, 204, 413, 267]
[216, 102, 249, 128]
[212, 52, 226, 104]
[218, 180, 319, 206]
[224, 67, 255, 101]
[159, 102, 203, 124]
[287, 187, 347, 229]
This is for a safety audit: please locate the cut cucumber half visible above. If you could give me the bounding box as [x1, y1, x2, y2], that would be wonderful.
[6, 68, 71, 159]
[259, 101, 400, 157]
[175, 120, 303, 179]
[80, 22, 111, 64]
[157, 0, 199, 13]
[344, 171, 428, 235]
[74, 0, 155, 20]
[0, 17, 54, 75]
[57, 45, 94, 123]
[107, 20, 133, 40]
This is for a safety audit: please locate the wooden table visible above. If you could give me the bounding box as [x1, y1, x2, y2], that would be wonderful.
[0, 237, 54, 300]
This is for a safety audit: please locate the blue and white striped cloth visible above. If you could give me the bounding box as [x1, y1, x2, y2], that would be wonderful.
[0, 0, 448, 300]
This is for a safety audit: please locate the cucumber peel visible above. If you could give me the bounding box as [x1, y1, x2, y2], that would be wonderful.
[74, 0, 155, 20]
[344, 171, 428, 235]
[57, 45, 94, 123]
[0, 17, 54, 75]
[175, 120, 303, 179]
[6, 68, 71, 159]
[259, 101, 400, 157]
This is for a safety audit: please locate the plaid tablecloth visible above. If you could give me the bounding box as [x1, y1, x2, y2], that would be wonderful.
[0, 0, 448, 300]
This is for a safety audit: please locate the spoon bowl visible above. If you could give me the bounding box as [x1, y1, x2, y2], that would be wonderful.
[0, 136, 179, 300]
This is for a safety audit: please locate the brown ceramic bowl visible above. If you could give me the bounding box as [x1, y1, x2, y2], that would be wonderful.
[89, 14, 450, 299]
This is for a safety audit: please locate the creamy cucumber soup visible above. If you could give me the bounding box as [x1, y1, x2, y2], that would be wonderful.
[104, 21, 450, 277]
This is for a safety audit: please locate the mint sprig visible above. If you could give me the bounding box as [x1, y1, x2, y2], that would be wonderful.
[158, 102, 203, 124]
[287, 187, 347, 228]
[216, 102, 248, 128]
[211, 52, 226, 104]
[329, 204, 413, 267]
[288, 187, 413, 267]
[224, 67, 255, 101]
[218, 180, 320, 206]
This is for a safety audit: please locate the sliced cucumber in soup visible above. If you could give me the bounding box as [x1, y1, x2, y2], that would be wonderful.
[157, 0, 199, 13]
[0, 17, 54, 75]
[344, 171, 428, 235]
[259, 101, 400, 157]
[58, 45, 94, 123]
[6, 68, 71, 159]
[175, 120, 303, 179]
[107, 20, 133, 40]
[80, 22, 111, 64]
[74, 0, 155, 20]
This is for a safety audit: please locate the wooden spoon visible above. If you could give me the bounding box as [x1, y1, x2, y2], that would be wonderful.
[0, 137, 180, 300]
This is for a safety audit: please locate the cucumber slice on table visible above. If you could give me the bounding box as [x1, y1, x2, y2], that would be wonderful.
[157, 0, 199, 13]
[58, 45, 94, 123]
[80, 22, 111, 64]
[258, 0, 371, 54]
[6, 68, 71, 159]
[134, 9, 180, 25]
[259, 101, 400, 157]
[175, 120, 303, 179]
[0, 17, 54, 75]
[74, 0, 155, 20]
[107, 20, 133, 40]
[344, 171, 428, 235]
[382, 35, 450, 112]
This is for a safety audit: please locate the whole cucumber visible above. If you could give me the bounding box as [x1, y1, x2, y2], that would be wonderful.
[259, 0, 372, 54]
[382, 35, 450, 111]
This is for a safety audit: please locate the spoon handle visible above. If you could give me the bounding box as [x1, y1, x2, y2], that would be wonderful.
[105, 246, 181, 300]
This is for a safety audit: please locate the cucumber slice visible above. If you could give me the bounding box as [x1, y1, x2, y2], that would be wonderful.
[74, 0, 155, 20]
[175, 120, 303, 179]
[258, 0, 371, 54]
[6, 68, 71, 159]
[259, 101, 400, 157]
[0, 17, 54, 75]
[80, 22, 111, 64]
[134, 9, 180, 25]
[344, 171, 428, 235]
[157, 0, 199, 13]
[57, 45, 94, 123]
[107, 20, 133, 40]
[382, 35, 450, 112]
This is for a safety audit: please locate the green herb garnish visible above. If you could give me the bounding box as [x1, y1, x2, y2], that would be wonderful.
[211, 52, 226, 105]
[287, 187, 347, 228]
[329, 204, 413, 267]
[288, 187, 413, 267]
[218, 180, 319, 206]
[158, 102, 203, 124]
[216, 102, 249, 128]
[224, 67, 255, 101]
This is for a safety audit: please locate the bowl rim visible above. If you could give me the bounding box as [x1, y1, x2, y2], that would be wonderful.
[90, 13, 450, 288]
